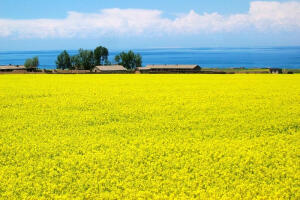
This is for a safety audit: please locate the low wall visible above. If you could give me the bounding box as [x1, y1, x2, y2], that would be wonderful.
[0, 70, 292, 75]
[138, 70, 228, 74]
[0, 71, 45, 74]
[235, 71, 269, 74]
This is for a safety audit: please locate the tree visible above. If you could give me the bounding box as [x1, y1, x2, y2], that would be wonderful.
[94, 46, 109, 66]
[56, 50, 71, 70]
[24, 59, 32, 68]
[115, 50, 142, 70]
[78, 49, 94, 70]
[71, 55, 80, 70]
[24, 56, 39, 68]
[32, 57, 39, 68]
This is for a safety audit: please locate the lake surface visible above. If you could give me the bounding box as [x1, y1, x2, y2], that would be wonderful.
[0, 47, 300, 69]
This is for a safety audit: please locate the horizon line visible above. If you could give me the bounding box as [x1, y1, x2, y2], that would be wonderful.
[1, 46, 300, 52]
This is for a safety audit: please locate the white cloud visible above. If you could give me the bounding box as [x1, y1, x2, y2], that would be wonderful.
[249, 1, 300, 31]
[0, 1, 299, 38]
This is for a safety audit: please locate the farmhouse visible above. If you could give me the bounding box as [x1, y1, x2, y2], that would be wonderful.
[0, 65, 38, 72]
[93, 65, 127, 73]
[0, 65, 26, 72]
[137, 65, 202, 73]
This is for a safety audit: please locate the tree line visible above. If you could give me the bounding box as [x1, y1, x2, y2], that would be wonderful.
[23, 46, 142, 70]
[56, 46, 142, 70]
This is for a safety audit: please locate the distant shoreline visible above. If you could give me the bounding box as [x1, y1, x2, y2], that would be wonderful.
[1, 47, 300, 69]
[0, 68, 299, 74]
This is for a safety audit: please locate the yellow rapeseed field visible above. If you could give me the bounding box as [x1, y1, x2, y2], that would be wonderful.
[0, 74, 299, 199]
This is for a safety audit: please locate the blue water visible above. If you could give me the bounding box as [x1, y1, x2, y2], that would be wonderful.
[0, 47, 300, 69]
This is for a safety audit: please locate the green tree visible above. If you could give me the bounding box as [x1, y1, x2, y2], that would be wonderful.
[32, 57, 39, 68]
[56, 50, 71, 70]
[24, 56, 39, 68]
[24, 59, 32, 68]
[71, 55, 80, 70]
[78, 49, 94, 70]
[115, 50, 142, 70]
[94, 46, 109, 66]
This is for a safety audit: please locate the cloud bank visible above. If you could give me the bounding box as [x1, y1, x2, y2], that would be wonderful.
[0, 1, 299, 38]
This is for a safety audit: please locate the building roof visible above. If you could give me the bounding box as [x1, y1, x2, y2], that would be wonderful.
[0, 65, 26, 70]
[94, 65, 127, 71]
[142, 65, 201, 70]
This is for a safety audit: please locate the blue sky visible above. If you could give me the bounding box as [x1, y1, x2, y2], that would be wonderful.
[0, 0, 277, 18]
[0, 0, 299, 50]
